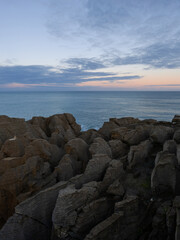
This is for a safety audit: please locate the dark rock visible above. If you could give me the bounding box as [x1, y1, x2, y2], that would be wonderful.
[109, 139, 128, 158]
[89, 137, 112, 158]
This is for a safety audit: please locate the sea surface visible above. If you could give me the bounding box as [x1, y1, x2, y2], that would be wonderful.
[0, 91, 179, 131]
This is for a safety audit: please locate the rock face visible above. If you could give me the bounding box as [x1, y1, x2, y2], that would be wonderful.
[0, 114, 180, 240]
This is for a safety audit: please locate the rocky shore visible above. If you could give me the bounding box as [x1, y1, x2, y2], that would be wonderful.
[0, 113, 180, 239]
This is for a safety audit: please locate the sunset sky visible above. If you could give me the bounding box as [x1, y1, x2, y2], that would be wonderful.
[0, 0, 180, 90]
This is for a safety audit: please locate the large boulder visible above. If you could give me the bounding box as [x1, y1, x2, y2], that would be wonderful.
[25, 139, 63, 167]
[150, 126, 174, 144]
[109, 139, 128, 158]
[128, 140, 153, 168]
[0, 181, 67, 240]
[65, 138, 89, 171]
[151, 152, 177, 197]
[79, 129, 101, 145]
[111, 125, 150, 146]
[173, 130, 180, 144]
[55, 154, 77, 181]
[163, 140, 177, 154]
[52, 182, 99, 239]
[89, 137, 112, 158]
[0, 156, 55, 226]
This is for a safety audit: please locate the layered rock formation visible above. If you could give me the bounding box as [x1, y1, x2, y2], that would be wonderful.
[0, 113, 180, 239]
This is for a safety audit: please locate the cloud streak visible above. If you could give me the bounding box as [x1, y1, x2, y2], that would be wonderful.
[0, 59, 142, 89]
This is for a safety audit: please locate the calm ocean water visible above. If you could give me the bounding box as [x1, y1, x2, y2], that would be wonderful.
[0, 91, 179, 130]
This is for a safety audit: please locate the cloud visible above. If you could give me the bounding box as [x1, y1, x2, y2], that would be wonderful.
[0, 58, 142, 89]
[111, 41, 180, 69]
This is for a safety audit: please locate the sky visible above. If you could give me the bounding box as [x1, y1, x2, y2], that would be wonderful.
[0, 0, 180, 91]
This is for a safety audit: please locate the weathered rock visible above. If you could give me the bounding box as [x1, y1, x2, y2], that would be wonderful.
[128, 140, 153, 168]
[71, 197, 113, 237]
[52, 183, 99, 238]
[172, 115, 180, 124]
[79, 129, 101, 145]
[111, 125, 150, 146]
[98, 121, 119, 139]
[0, 213, 50, 240]
[1, 137, 26, 158]
[150, 126, 174, 144]
[84, 212, 124, 240]
[25, 139, 63, 167]
[109, 139, 128, 158]
[151, 152, 177, 197]
[65, 138, 89, 171]
[55, 154, 75, 181]
[0, 181, 67, 240]
[0, 157, 25, 175]
[110, 117, 140, 127]
[73, 154, 112, 188]
[174, 196, 180, 240]
[173, 130, 180, 144]
[107, 179, 125, 197]
[48, 114, 81, 142]
[102, 160, 125, 191]
[163, 140, 177, 154]
[89, 137, 112, 158]
[85, 196, 139, 240]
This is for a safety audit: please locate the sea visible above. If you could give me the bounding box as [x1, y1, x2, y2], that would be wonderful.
[0, 91, 179, 131]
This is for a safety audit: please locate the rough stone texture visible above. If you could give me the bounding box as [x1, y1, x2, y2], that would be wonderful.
[128, 140, 153, 168]
[65, 138, 89, 171]
[151, 152, 177, 197]
[109, 139, 128, 158]
[150, 125, 174, 144]
[1, 114, 180, 240]
[163, 140, 177, 154]
[89, 137, 112, 158]
[174, 130, 180, 144]
[52, 183, 99, 239]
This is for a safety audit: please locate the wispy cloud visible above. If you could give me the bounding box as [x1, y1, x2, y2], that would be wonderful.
[0, 58, 142, 89]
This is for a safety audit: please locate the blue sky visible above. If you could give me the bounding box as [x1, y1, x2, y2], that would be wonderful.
[0, 0, 180, 90]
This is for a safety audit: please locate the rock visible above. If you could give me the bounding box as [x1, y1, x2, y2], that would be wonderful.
[74, 154, 112, 188]
[128, 140, 153, 168]
[110, 117, 140, 126]
[102, 160, 125, 191]
[98, 121, 119, 139]
[111, 127, 129, 140]
[151, 152, 177, 197]
[123, 126, 150, 146]
[163, 140, 177, 154]
[84, 212, 124, 240]
[89, 137, 112, 158]
[25, 139, 63, 167]
[111, 125, 150, 146]
[109, 140, 128, 158]
[65, 138, 89, 171]
[0, 214, 50, 240]
[174, 197, 180, 240]
[79, 129, 101, 144]
[107, 180, 125, 197]
[0, 181, 67, 240]
[150, 126, 174, 144]
[0, 157, 25, 175]
[55, 154, 75, 181]
[52, 183, 99, 239]
[0, 156, 55, 225]
[71, 197, 113, 237]
[172, 115, 180, 124]
[85, 196, 139, 240]
[1, 137, 25, 158]
[48, 114, 81, 142]
[173, 130, 180, 144]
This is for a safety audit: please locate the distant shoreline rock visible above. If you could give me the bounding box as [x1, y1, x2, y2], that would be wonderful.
[0, 113, 180, 239]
